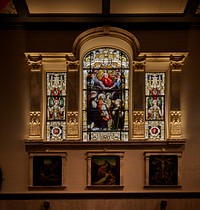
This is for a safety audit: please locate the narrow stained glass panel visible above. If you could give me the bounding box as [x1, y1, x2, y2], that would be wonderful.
[83, 48, 129, 141]
[145, 121, 165, 140]
[47, 73, 66, 96]
[47, 121, 66, 141]
[145, 72, 165, 140]
[46, 72, 67, 141]
[145, 73, 165, 96]
[47, 97, 66, 120]
[146, 96, 164, 121]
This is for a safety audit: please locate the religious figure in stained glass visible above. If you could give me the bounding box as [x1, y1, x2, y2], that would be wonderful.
[146, 97, 164, 121]
[47, 97, 65, 120]
[145, 73, 165, 140]
[83, 48, 129, 141]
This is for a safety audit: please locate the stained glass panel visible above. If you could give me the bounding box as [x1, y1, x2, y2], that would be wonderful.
[145, 72, 165, 140]
[83, 48, 129, 141]
[47, 73, 66, 96]
[145, 96, 164, 121]
[46, 72, 67, 141]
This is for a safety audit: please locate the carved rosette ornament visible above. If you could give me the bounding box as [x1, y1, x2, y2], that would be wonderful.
[133, 111, 144, 137]
[67, 112, 79, 138]
[170, 111, 182, 137]
[29, 111, 41, 137]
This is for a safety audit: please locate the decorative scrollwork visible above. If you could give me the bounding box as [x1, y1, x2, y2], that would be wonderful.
[133, 55, 146, 72]
[66, 61, 79, 71]
[29, 111, 41, 137]
[170, 111, 182, 137]
[170, 55, 186, 72]
[67, 112, 79, 138]
[27, 55, 42, 71]
[133, 111, 144, 137]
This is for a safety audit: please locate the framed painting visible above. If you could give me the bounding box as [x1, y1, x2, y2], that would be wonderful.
[144, 152, 182, 187]
[29, 152, 67, 190]
[86, 151, 124, 189]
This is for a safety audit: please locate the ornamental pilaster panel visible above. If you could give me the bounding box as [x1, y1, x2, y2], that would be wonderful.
[66, 60, 79, 111]
[67, 111, 79, 138]
[133, 111, 145, 138]
[133, 56, 146, 111]
[27, 55, 42, 138]
[170, 111, 182, 137]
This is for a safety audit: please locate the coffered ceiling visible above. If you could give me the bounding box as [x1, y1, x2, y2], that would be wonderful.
[0, 0, 200, 29]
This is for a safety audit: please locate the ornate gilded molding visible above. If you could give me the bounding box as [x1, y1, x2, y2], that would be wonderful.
[67, 112, 79, 138]
[170, 55, 186, 72]
[133, 111, 144, 137]
[170, 111, 182, 137]
[66, 60, 79, 72]
[133, 55, 146, 72]
[27, 55, 42, 71]
[29, 111, 41, 137]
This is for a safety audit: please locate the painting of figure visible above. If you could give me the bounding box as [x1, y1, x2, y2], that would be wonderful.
[149, 155, 178, 185]
[91, 156, 120, 185]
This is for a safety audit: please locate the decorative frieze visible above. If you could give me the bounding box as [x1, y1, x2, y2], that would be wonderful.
[67, 111, 79, 138]
[133, 111, 144, 137]
[170, 111, 182, 137]
[29, 111, 41, 137]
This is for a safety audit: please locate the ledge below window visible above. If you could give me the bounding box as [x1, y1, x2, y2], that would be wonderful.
[25, 138, 186, 152]
[29, 186, 67, 191]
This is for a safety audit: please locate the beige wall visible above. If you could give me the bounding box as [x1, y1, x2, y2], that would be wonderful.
[0, 27, 200, 207]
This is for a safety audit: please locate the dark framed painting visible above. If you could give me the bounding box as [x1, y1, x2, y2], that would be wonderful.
[144, 152, 182, 187]
[86, 152, 124, 189]
[33, 156, 62, 186]
[29, 152, 67, 189]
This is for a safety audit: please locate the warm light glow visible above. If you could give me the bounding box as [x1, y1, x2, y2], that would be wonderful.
[26, 0, 102, 14]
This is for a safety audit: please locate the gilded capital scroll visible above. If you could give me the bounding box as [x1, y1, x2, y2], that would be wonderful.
[29, 111, 41, 137]
[66, 60, 79, 72]
[170, 111, 182, 137]
[67, 111, 79, 138]
[133, 111, 144, 137]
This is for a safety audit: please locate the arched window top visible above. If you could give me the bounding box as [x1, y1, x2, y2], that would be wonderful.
[83, 48, 129, 69]
[73, 26, 140, 61]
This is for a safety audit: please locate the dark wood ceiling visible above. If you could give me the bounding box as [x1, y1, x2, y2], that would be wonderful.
[0, 0, 200, 30]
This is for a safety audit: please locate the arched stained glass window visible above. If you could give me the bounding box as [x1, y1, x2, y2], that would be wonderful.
[82, 48, 129, 141]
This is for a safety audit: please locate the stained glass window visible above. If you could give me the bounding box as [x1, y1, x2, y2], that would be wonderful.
[145, 72, 165, 140]
[82, 48, 129, 141]
[46, 72, 67, 141]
